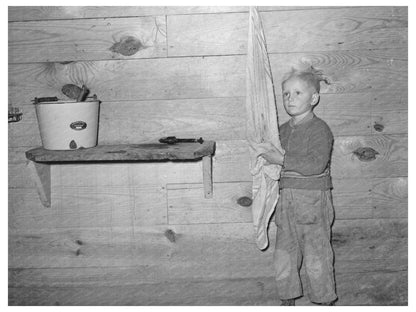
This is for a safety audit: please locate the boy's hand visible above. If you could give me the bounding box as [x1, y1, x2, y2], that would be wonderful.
[248, 140, 284, 165]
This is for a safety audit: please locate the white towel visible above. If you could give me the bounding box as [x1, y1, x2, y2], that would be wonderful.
[246, 7, 284, 250]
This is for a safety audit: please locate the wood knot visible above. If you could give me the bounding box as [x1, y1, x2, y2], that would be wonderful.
[373, 122, 384, 132]
[110, 36, 146, 56]
[237, 196, 252, 207]
[164, 229, 176, 243]
[353, 147, 379, 162]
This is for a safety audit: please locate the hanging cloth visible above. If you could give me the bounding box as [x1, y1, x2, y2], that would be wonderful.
[246, 7, 284, 250]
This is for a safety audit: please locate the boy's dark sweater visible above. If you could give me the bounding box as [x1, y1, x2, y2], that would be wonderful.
[280, 112, 334, 190]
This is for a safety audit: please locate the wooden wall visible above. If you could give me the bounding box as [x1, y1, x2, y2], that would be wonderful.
[8, 6, 407, 305]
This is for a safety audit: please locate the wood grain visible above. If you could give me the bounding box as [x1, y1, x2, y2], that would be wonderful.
[8, 6, 357, 22]
[8, 134, 408, 190]
[168, 7, 407, 56]
[9, 16, 167, 63]
[209, 136, 408, 180]
[331, 134, 407, 178]
[167, 182, 253, 224]
[270, 49, 407, 94]
[8, 256, 407, 289]
[8, 6, 408, 306]
[8, 49, 406, 106]
[166, 178, 407, 224]
[8, 175, 407, 233]
[7, 6, 250, 22]
[8, 219, 407, 268]
[8, 90, 406, 150]
[98, 97, 246, 144]
[7, 270, 407, 305]
[25, 141, 215, 162]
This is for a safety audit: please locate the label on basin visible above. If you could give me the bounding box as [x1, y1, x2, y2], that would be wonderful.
[70, 121, 87, 130]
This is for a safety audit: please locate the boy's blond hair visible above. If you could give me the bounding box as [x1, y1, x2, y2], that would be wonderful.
[282, 65, 329, 93]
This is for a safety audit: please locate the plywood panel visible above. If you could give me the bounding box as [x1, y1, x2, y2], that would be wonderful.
[168, 7, 407, 56]
[8, 49, 406, 105]
[9, 16, 167, 63]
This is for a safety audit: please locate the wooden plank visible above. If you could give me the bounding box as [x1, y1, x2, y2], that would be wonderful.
[371, 91, 408, 135]
[202, 156, 213, 198]
[333, 177, 408, 219]
[168, 7, 407, 56]
[167, 182, 253, 224]
[263, 7, 407, 53]
[9, 146, 39, 188]
[8, 219, 407, 268]
[8, 135, 408, 189]
[7, 6, 250, 22]
[8, 105, 41, 148]
[167, 12, 248, 57]
[8, 91, 406, 149]
[8, 6, 169, 21]
[8, 270, 407, 305]
[270, 49, 407, 95]
[9, 16, 167, 63]
[371, 177, 408, 218]
[331, 134, 407, 178]
[210, 136, 407, 179]
[9, 187, 167, 231]
[98, 97, 246, 144]
[8, 50, 406, 105]
[8, 174, 407, 233]
[9, 133, 408, 193]
[318, 91, 408, 136]
[8, 97, 246, 148]
[7, 6, 355, 22]
[167, 178, 407, 224]
[25, 141, 215, 162]
[7, 270, 408, 305]
[8, 255, 407, 289]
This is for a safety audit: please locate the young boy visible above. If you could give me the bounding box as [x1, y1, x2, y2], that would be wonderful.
[252, 66, 337, 306]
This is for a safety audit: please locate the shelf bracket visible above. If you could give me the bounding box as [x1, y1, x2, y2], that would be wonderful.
[202, 156, 213, 198]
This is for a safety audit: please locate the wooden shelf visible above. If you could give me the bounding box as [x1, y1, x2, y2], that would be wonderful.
[25, 142, 216, 207]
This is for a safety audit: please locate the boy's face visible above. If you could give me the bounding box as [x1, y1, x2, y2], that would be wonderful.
[282, 77, 319, 117]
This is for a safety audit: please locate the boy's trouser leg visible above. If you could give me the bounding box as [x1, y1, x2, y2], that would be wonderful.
[273, 189, 303, 299]
[274, 188, 337, 302]
[299, 190, 337, 303]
